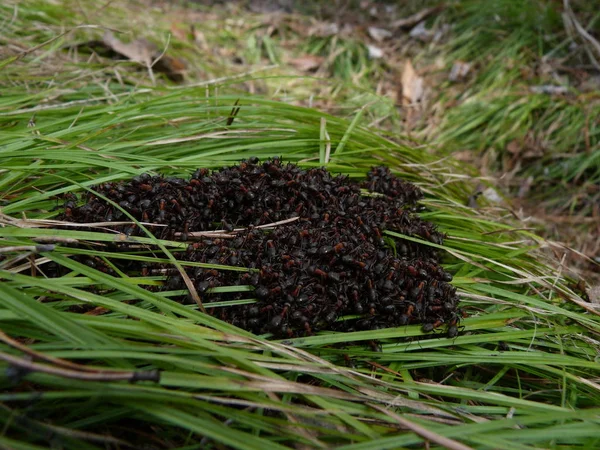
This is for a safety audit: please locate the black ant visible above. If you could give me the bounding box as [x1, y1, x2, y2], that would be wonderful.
[422, 319, 444, 333]
[368, 340, 382, 352]
[445, 309, 466, 338]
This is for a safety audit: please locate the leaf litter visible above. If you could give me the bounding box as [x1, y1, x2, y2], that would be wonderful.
[72, 31, 186, 82]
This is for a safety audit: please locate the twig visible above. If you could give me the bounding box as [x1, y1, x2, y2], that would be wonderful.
[0, 351, 161, 382]
[145, 128, 296, 146]
[181, 232, 238, 239]
[481, 227, 536, 235]
[0, 244, 55, 254]
[0, 330, 98, 372]
[391, 6, 445, 29]
[177, 263, 205, 312]
[32, 236, 79, 244]
[52, 138, 118, 159]
[150, 32, 171, 69]
[324, 121, 332, 164]
[14, 24, 124, 60]
[0, 89, 153, 116]
[146, 31, 172, 85]
[0, 213, 166, 230]
[226, 99, 241, 126]
[179, 216, 300, 240]
[173, 64, 278, 89]
[253, 216, 300, 230]
[563, 0, 600, 71]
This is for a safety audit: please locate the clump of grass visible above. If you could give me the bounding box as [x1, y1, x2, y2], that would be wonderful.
[445, 0, 564, 82]
[304, 35, 374, 82]
[438, 91, 600, 185]
[420, 0, 600, 274]
[2, 82, 599, 448]
[436, 0, 600, 185]
[1, 1, 600, 448]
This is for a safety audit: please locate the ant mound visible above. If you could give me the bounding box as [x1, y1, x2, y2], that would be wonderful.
[62, 158, 462, 338]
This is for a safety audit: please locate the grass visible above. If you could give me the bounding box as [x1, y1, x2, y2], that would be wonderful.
[241, 0, 600, 207]
[1, 0, 599, 448]
[431, 0, 600, 217]
[436, 1, 599, 169]
[424, 0, 600, 276]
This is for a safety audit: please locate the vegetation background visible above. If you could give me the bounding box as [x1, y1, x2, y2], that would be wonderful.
[0, 0, 599, 448]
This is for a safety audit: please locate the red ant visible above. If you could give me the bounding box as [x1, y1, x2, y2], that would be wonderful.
[422, 319, 444, 333]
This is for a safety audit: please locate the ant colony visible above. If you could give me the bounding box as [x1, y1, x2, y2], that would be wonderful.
[61, 158, 463, 338]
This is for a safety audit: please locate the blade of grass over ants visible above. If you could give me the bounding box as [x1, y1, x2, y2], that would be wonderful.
[64, 177, 208, 311]
[0, 282, 112, 346]
[319, 116, 327, 164]
[333, 106, 365, 158]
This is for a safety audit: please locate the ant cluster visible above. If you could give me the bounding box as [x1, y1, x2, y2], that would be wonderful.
[62, 158, 463, 338]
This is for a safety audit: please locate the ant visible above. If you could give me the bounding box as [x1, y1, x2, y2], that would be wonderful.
[368, 340, 382, 353]
[445, 309, 466, 338]
[422, 318, 444, 333]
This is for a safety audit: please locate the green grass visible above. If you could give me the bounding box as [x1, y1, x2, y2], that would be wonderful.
[433, 0, 600, 206]
[1, 0, 600, 448]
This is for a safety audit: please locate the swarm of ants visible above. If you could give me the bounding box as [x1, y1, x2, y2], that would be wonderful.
[61, 158, 464, 338]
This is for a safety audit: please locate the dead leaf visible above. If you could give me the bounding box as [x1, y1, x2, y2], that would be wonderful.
[367, 45, 384, 59]
[449, 60, 471, 81]
[453, 151, 476, 162]
[340, 23, 355, 37]
[288, 54, 325, 72]
[391, 6, 445, 29]
[368, 27, 392, 42]
[482, 187, 503, 204]
[506, 139, 521, 155]
[400, 60, 424, 104]
[522, 131, 544, 159]
[103, 31, 156, 66]
[433, 24, 451, 43]
[73, 32, 186, 83]
[170, 23, 189, 41]
[308, 22, 339, 37]
[579, 75, 600, 92]
[530, 85, 569, 95]
[153, 55, 186, 82]
[191, 25, 208, 50]
[590, 285, 600, 304]
[409, 21, 433, 41]
[84, 306, 110, 316]
[518, 176, 534, 198]
[398, 60, 425, 131]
